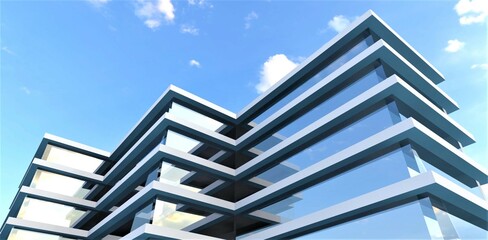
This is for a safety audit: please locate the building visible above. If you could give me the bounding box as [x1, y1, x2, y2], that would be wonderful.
[1, 10, 487, 240]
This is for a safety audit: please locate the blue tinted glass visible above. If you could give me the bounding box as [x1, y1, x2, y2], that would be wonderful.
[289, 102, 400, 170]
[253, 35, 375, 124]
[260, 146, 412, 221]
[131, 201, 154, 231]
[253, 65, 386, 153]
[443, 207, 488, 239]
[414, 150, 485, 199]
[253, 134, 285, 152]
[256, 102, 401, 186]
[295, 200, 435, 239]
[256, 161, 299, 183]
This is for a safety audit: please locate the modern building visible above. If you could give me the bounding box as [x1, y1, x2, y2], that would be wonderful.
[1, 10, 487, 240]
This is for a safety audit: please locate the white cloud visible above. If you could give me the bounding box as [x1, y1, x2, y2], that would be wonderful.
[444, 39, 465, 53]
[471, 63, 488, 70]
[86, 0, 110, 7]
[180, 24, 199, 35]
[20, 86, 31, 95]
[189, 59, 201, 68]
[158, 0, 175, 21]
[255, 54, 298, 94]
[454, 0, 488, 25]
[187, 0, 211, 7]
[245, 11, 258, 29]
[135, 0, 175, 29]
[144, 19, 161, 29]
[1, 46, 16, 56]
[328, 15, 352, 33]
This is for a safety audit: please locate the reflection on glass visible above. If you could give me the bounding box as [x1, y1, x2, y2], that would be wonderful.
[287, 102, 400, 169]
[295, 200, 438, 239]
[30, 170, 90, 198]
[254, 134, 285, 152]
[253, 65, 386, 153]
[164, 130, 201, 153]
[131, 202, 154, 231]
[17, 198, 84, 227]
[411, 145, 485, 199]
[159, 162, 200, 192]
[168, 102, 224, 132]
[253, 34, 375, 124]
[439, 206, 488, 239]
[255, 161, 299, 184]
[255, 101, 401, 186]
[8, 228, 74, 240]
[152, 200, 204, 229]
[163, 130, 223, 161]
[42, 145, 102, 173]
[260, 146, 412, 222]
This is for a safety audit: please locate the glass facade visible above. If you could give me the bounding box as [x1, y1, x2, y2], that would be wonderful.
[440, 206, 488, 239]
[259, 146, 414, 222]
[295, 199, 439, 239]
[255, 101, 401, 183]
[17, 198, 84, 227]
[253, 64, 387, 153]
[30, 170, 91, 199]
[2, 11, 486, 240]
[252, 34, 376, 124]
[168, 102, 224, 132]
[42, 144, 102, 173]
[152, 200, 205, 229]
[412, 145, 486, 199]
[8, 228, 74, 240]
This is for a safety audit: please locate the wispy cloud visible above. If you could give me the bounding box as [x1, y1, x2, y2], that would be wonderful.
[180, 24, 199, 35]
[86, 0, 111, 7]
[454, 0, 488, 25]
[444, 39, 465, 53]
[328, 15, 352, 33]
[1, 46, 16, 56]
[471, 63, 488, 70]
[255, 54, 298, 94]
[244, 11, 258, 29]
[187, 0, 212, 8]
[20, 86, 31, 95]
[134, 0, 175, 29]
[189, 59, 201, 68]
[108, 25, 117, 32]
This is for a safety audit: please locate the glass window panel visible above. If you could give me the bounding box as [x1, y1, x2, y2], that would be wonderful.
[164, 130, 201, 153]
[259, 146, 412, 221]
[8, 228, 74, 240]
[252, 35, 375, 124]
[295, 200, 436, 239]
[411, 145, 485, 199]
[163, 130, 224, 161]
[30, 170, 91, 199]
[159, 162, 200, 192]
[168, 102, 224, 132]
[152, 200, 205, 230]
[256, 161, 300, 183]
[253, 65, 386, 153]
[17, 198, 85, 227]
[42, 144, 102, 173]
[255, 102, 401, 184]
[131, 202, 154, 231]
[287, 102, 400, 170]
[439, 207, 488, 239]
[253, 134, 285, 153]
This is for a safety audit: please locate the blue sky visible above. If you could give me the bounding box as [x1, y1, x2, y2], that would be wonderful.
[1, 0, 487, 224]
